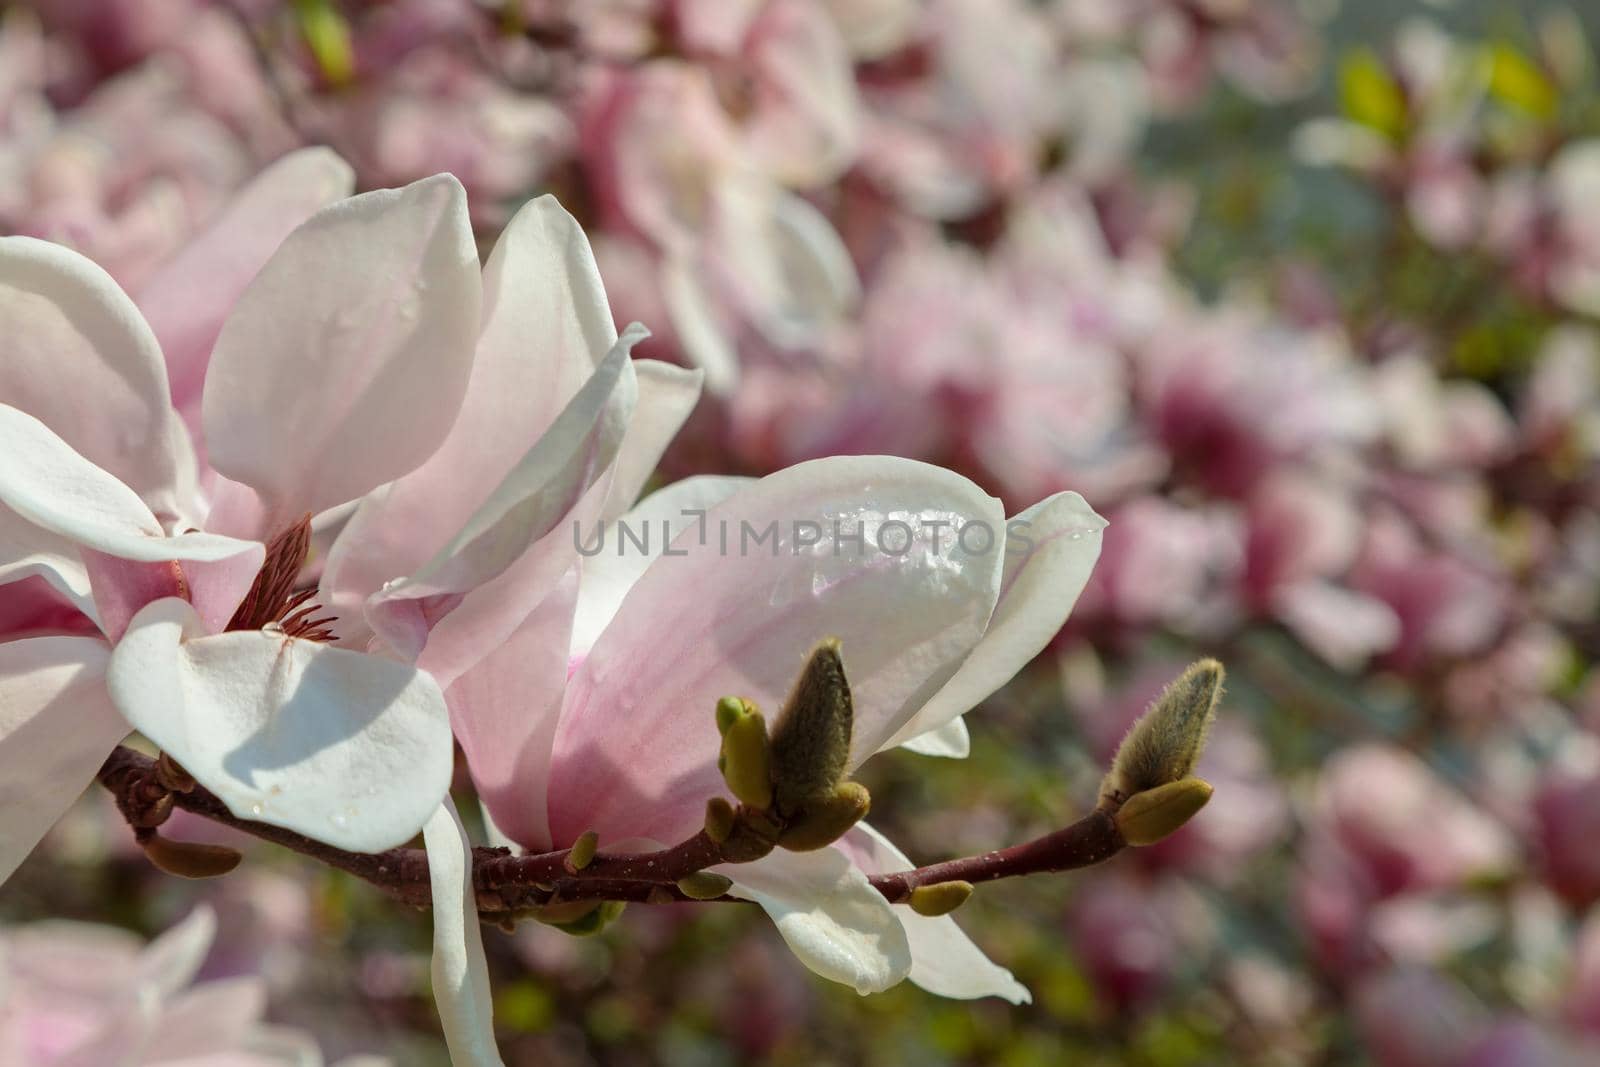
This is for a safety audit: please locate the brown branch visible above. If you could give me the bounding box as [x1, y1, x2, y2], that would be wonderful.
[97, 746, 1127, 916]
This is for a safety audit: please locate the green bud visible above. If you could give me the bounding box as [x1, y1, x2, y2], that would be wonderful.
[716, 696, 754, 736]
[720, 708, 773, 809]
[1114, 777, 1214, 846]
[565, 830, 599, 873]
[704, 797, 737, 843]
[293, 0, 356, 87]
[1103, 659, 1223, 803]
[908, 881, 974, 917]
[769, 639, 854, 815]
[142, 834, 243, 879]
[534, 900, 626, 936]
[777, 781, 871, 852]
[676, 871, 734, 899]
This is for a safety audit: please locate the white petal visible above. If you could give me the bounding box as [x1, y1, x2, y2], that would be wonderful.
[603, 359, 704, 519]
[320, 194, 621, 619]
[0, 405, 262, 565]
[883, 492, 1105, 750]
[723, 846, 912, 995]
[0, 235, 193, 515]
[423, 799, 506, 1066]
[843, 824, 1030, 1003]
[367, 326, 643, 615]
[107, 598, 453, 852]
[0, 636, 124, 883]
[0, 502, 97, 623]
[897, 716, 970, 759]
[661, 255, 739, 394]
[202, 174, 482, 529]
[570, 475, 752, 659]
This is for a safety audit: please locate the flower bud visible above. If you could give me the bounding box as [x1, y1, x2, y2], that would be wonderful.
[908, 880, 974, 917]
[777, 781, 871, 852]
[1103, 659, 1223, 803]
[564, 830, 599, 873]
[770, 640, 854, 815]
[719, 707, 774, 809]
[704, 797, 737, 843]
[677, 871, 734, 899]
[1114, 777, 1214, 846]
[142, 834, 243, 879]
[533, 900, 625, 936]
[716, 696, 755, 736]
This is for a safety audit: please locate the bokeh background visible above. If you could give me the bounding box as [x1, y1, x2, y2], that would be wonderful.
[4, 1, 1600, 1064]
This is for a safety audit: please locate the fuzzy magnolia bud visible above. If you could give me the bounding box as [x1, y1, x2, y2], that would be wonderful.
[770, 639, 854, 815]
[777, 781, 871, 852]
[676, 871, 734, 899]
[719, 706, 774, 809]
[1102, 659, 1224, 803]
[1115, 777, 1214, 846]
[908, 880, 975, 917]
[142, 834, 243, 879]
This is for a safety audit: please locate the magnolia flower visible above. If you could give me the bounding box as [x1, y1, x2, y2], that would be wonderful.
[0, 151, 697, 880]
[0, 904, 382, 1066]
[580, 61, 859, 393]
[421, 460, 1104, 1059]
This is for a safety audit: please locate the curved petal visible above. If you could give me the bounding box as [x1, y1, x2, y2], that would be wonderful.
[0, 405, 261, 566]
[359, 325, 643, 656]
[0, 636, 123, 883]
[320, 194, 621, 615]
[107, 598, 452, 852]
[137, 904, 217, 998]
[571, 475, 752, 659]
[0, 504, 96, 626]
[139, 147, 357, 416]
[0, 235, 193, 517]
[547, 456, 1005, 846]
[602, 359, 704, 520]
[423, 800, 506, 1066]
[661, 255, 739, 395]
[840, 823, 1030, 1003]
[883, 492, 1105, 750]
[722, 845, 912, 995]
[897, 716, 970, 759]
[202, 174, 481, 533]
[447, 568, 578, 854]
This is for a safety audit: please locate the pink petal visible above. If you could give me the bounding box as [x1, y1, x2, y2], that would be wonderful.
[201, 174, 481, 535]
[0, 236, 195, 521]
[0, 636, 124, 883]
[138, 147, 356, 419]
[446, 568, 578, 854]
[547, 456, 1005, 846]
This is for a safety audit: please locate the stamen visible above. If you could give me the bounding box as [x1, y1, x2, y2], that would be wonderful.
[227, 514, 338, 642]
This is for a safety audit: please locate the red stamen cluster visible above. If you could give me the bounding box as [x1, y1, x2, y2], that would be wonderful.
[226, 513, 337, 642]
